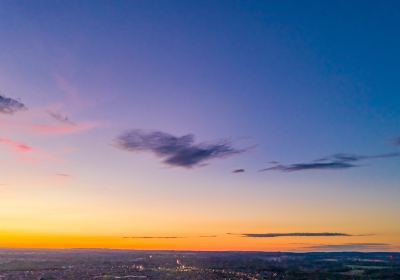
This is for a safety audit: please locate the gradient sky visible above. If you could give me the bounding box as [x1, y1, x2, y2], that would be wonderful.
[0, 0, 399, 251]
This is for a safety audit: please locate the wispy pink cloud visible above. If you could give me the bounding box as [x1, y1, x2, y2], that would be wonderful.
[53, 73, 81, 106]
[0, 137, 41, 162]
[0, 136, 62, 163]
[52, 73, 95, 109]
[0, 74, 100, 137]
[30, 122, 98, 135]
[0, 137, 33, 153]
[0, 119, 98, 136]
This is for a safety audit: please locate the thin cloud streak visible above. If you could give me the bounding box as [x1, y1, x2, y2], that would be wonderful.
[303, 243, 395, 251]
[47, 111, 75, 125]
[56, 173, 71, 177]
[30, 122, 97, 135]
[232, 169, 245, 173]
[54, 74, 79, 101]
[116, 129, 244, 168]
[53, 73, 90, 108]
[260, 162, 355, 172]
[123, 235, 217, 239]
[260, 152, 400, 172]
[0, 117, 98, 136]
[229, 232, 353, 238]
[316, 153, 400, 162]
[0, 137, 54, 162]
[123, 236, 184, 239]
[0, 137, 33, 153]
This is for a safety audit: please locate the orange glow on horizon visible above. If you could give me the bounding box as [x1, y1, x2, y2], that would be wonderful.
[1, 231, 398, 252]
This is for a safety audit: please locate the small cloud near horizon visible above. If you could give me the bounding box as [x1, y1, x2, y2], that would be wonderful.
[302, 243, 394, 251]
[123, 235, 217, 239]
[115, 129, 244, 168]
[228, 232, 354, 238]
[123, 236, 184, 239]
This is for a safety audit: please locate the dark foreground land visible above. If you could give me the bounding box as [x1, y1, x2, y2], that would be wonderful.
[0, 249, 399, 279]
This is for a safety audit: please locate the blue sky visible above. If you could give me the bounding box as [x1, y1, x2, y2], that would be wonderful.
[0, 0, 399, 250]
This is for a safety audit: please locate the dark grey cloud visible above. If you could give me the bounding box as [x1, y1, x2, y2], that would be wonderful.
[316, 153, 400, 162]
[232, 169, 245, 173]
[260, 162, 356, 172]
[47, 111, 75, 125]
[230, 232, 352, 238]
[303, 243, 393, 251]
[260, 152, 400, 172]
[116, 130, 243, 168]
[0, 94, 27, 114]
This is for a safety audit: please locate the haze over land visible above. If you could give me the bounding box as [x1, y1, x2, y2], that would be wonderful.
[1, 249, 400, 279]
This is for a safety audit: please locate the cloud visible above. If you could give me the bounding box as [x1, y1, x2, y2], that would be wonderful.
[0, 136, 62, 163]
[316, 153, 400, 162]
[123, 235, 217, 239]
[229, 232, 353, 238]
[0, 137, 33, 153]
[53, 73, 93, 108]
[260, 162, 356, 172]
[0, 94, 27, 114]
[394, 137, 400, 146]
[56, 173, 71, 178]
[123, 236, 183, 239]
[0, 115, 97, 136]
[260, 152, 400, 172]
[233, 169, 245, 173]
[0, 137, 46, 162]
[303, 243, 394, 251]
[115, 130, 243, 168]
[30, 122, 97, 135]
[47, 111, 75, 125]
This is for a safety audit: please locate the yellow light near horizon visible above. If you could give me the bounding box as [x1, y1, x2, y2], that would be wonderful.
[1, 230, 398, 251]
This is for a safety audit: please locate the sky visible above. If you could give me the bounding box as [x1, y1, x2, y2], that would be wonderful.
[0, 0, 399, 252]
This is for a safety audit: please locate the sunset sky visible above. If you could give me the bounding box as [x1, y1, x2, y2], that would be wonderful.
[0, 0, 399, 252]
